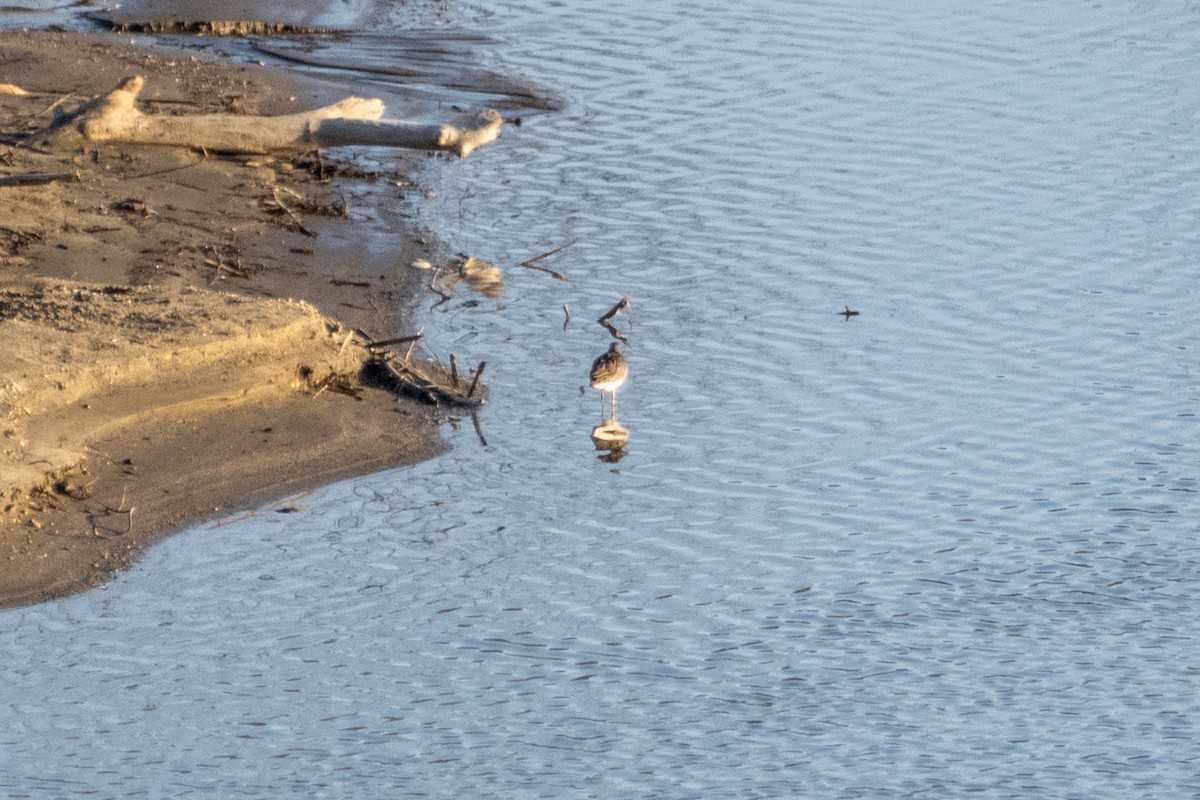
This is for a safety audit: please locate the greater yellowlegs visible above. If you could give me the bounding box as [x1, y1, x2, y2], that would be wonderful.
[589, 341, 628, 419]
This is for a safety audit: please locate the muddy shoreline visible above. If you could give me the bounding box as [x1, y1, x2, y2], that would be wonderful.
[0, 30, 464, 607]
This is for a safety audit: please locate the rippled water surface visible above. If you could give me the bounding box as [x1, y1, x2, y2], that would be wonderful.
[4, 1, 1200, 797]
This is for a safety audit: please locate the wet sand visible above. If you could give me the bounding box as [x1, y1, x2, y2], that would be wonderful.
[0, 31, 454, 607]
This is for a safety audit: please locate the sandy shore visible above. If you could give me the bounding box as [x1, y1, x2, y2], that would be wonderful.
[0, 31, 456, 607]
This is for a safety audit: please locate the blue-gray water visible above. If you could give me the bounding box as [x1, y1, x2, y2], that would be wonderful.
[4, 1, 1200, 797]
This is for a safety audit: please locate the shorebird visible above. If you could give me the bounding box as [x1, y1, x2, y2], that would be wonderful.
[589, 341, 628, 419]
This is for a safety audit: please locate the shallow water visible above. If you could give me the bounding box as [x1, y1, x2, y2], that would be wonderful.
[4, 0, 1200, 797]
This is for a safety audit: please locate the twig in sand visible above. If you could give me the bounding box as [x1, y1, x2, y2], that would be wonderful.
[308, 373, 362, 400]
[203, 256, 251, 280]
[202, 244, 251, 280]
[450, 354, 460, 388]
[88, 488, 136, 537]
[406, 327, 423, 361]
[266, 186, 315, 236]
[34, 93, 74, 120]
[364, 333, 423, 351]
[0, 171, 77, 187]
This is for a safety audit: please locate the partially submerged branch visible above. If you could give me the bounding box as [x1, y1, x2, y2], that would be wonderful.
[362, 355, 487, 408]
[359, 329, 486, 408]
[37, 76, 502, 157]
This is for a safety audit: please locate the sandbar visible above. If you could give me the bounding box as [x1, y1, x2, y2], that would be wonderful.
[0, 31, 455, 607]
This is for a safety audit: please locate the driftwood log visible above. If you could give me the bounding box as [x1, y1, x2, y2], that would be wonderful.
[40, 75, 502, 157]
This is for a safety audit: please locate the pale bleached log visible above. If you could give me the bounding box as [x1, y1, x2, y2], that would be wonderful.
[314, 109, 503, 158]
[42, 76, 501, 157]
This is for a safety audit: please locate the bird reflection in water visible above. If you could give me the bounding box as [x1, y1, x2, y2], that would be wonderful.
[591, 418, 629, 461]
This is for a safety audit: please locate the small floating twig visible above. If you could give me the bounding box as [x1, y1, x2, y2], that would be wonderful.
[466, 361, 486, 401]
[598, 297, 629, 326]
[522, 240, 575, 266]
[598, 296, 631, 342]
[471, 411, 489, 447]
[429, 267, 452, 307]
[839, 306, 859, 319]
[519, 240, 574, 280]
[563, 303, 571, 331]
[522, 262, 568, 280]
